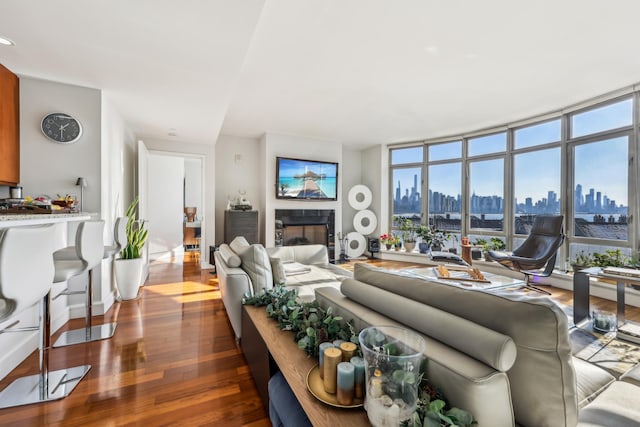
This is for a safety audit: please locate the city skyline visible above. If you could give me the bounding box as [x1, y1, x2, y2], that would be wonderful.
[394, 173, 628, 216]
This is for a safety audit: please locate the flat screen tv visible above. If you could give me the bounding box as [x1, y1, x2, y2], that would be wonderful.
[276, 156, 338, 200]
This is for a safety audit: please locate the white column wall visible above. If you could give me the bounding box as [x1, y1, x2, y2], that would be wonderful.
[262, 133, 343, 248]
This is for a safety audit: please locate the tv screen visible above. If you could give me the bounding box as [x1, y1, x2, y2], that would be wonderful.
[276, 157, 338, 200]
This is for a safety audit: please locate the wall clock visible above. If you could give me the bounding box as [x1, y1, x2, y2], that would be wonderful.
[41, 112, 83, 144]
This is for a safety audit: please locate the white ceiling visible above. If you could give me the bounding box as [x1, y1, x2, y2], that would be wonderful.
[2, 0, 640, 150]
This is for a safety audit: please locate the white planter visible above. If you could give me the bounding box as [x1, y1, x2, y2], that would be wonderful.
[115, 258, 143, 300]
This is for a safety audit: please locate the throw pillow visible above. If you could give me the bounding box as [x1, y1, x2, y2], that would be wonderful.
[236, 244, 273, 294]
[270, 257, 287, 285]
[218, 244, 241, 268]
[229, 236, 250, 254]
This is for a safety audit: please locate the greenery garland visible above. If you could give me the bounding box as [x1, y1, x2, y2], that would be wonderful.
[243, 286, 476, 426]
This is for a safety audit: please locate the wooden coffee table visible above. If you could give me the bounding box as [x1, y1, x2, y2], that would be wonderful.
[241, 305, 369, 426]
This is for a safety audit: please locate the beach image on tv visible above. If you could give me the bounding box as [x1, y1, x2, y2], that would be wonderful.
[277, 158, 337, 199]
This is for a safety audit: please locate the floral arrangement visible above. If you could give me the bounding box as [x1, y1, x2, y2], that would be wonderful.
[243, 286, 475, 426]
[380, 233, 395, 245]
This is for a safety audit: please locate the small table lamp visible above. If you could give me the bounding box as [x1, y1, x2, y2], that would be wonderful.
[76, 177, 87, 212]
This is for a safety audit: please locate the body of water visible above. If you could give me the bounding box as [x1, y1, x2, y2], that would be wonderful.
[278, 177, 337, 199]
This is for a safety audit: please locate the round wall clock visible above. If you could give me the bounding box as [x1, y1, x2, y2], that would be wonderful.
[41, 112, 83, 144]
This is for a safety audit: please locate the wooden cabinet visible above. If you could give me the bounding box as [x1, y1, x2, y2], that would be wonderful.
[224, 210, 259, 244]
[0, 63, 19, 186]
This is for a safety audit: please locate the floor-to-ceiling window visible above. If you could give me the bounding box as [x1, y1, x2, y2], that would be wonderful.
[387, 91, 638, 266]
[568, 98, 633, 261]
[390, 146, 424, 237]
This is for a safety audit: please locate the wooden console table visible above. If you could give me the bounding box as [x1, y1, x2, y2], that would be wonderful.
[241, 305, 369, 426]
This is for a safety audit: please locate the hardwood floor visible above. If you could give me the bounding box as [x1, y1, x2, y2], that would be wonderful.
[0, 254, 638, 426]
[0, 252, 269, 427]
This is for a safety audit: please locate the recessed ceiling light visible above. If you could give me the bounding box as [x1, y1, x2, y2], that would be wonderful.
[0, 36, 15, 46]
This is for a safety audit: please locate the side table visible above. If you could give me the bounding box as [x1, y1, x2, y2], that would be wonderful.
[573, 267, 640, 342]
[241, 305, 369, 427]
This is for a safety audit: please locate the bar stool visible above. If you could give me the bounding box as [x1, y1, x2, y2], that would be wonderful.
[0, 225, 91, 408]
[52, 220, 115, 347]
[56, 217, 126, 261]
[103, 217, 127, 260]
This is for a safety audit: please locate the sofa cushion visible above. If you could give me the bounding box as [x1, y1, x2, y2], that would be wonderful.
[267, 245, 329, 265]
[270, 257, 287, 285]
[340, 278, 517, 372]
[218, 244, 241, 268]
[351, 262, 578, 427]
[229, 236, 250, 254]
[573, 357, 616, 407]
[235, 243, 273, 294]
[620, 362, 640, 387]
[578, 381, 640, 426]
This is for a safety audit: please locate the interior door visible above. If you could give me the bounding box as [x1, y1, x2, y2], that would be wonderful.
[147, 153, 184, 259]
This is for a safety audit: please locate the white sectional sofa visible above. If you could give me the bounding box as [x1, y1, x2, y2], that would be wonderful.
[314, 263, 640, 427]
[214, 236, 351, 339]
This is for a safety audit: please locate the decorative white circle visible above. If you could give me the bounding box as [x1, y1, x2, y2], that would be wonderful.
[345, 232, 366, 258]
[353, 209, 377, 235]
[348, 185, 372, 210]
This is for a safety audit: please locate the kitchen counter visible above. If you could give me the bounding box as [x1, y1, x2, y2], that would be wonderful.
[0, 212, 93, 227]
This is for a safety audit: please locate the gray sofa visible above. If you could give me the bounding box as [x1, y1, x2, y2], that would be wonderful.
[314, 263, 640, 427]
[214, 236, 350, 339]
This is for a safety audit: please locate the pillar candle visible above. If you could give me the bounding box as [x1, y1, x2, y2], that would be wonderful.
[333, 339, 345, 348]
[350, 356, 365, 399]
[336, 362, 355, 406]
[339, 341, 357, 362]
[323, 347, 342, 394]
[318, 342, 334, 380]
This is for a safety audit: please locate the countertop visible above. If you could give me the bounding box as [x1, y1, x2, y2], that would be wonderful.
[0, 212, 93, 227]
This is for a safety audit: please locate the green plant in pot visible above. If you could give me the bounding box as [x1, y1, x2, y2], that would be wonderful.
[571, 250, 594, 272]
[416, 225, 433, 254]
[115, 197, 149, 300]
[395, 215, 418, 252]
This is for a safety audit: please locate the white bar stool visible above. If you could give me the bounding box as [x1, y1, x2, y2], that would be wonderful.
[52, 220, 116, 347]
[56, 217, 127, 261]
[103, 217, 127, 260]
[0, 225, 91, 409]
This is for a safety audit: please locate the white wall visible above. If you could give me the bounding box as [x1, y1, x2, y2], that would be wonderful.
[19, 77, 102, 213]
[362, 145, 387, 237]
[142, 137, 215, 264]
[214, 135, 261, 244]
[148, 154, 184, 257]
[341, 147, 363, 236]
[261, 133, 343, 247]
[100, 95, 136, 313]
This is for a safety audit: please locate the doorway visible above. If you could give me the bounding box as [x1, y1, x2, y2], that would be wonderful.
[145, 151, 205, 263]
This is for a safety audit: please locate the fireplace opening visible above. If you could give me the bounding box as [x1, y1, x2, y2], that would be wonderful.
[275, 209, 335, 262]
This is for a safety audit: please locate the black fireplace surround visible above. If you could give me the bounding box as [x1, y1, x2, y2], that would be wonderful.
[275, 209, 335, 262]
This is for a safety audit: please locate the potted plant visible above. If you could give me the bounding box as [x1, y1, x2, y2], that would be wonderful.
[416, 225, 433, 254]
[392, 234, 402, 251]
[474, 237, 505, 260]
[380, 233, 395, 250]
[395, 215, 417, 252]
[571, 251, 594, 272]
[431, 229, 453, 252]
[114, 197, 149, 300]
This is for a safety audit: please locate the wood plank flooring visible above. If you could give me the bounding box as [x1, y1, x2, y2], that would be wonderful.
[0, 254, 639, 426]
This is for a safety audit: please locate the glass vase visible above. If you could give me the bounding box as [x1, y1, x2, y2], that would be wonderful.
[359, 326, 426, 427]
